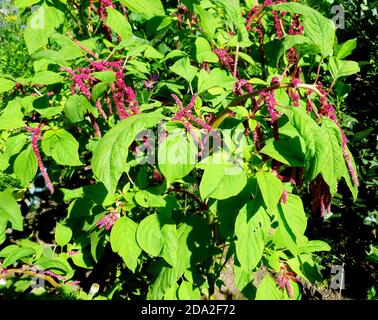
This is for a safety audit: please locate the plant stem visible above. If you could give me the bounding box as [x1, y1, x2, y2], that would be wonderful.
[0, 269, 61, 289]
[168, 187, 208, 211]
[233, 44, 240, 79]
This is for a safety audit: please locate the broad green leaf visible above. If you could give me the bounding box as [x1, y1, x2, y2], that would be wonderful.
[158, 206, 179, 267]
[55, 222, 73, 247]
[194, 5, 218, 40]
[106, 8, 133, 41]
[273, 208, 298, 255]
[0, 100, 25, 130]
[0, 78, 16, 93]
[336, 39, 357, 60]
[234, 263, 253, 293]
[42, 129, 83, 166]
[163, 283, 179, 300]
[64, 95, 96, 123]
[24, 4, 65, 54]
[136, 214, 164, 257]
[177, 281, 201, 300]
[199, 163, 247, 200]
[158, 130, 197, 182]
[2, 247, 35, 268]
[197, 68, 234, 94]
[14, 0, 41, 8]
[290, 107, 330, 181]
[110, 216, 141, 272]
[274, 2, 335, 57]
[170, 58, 197, 85]
[31, 71, 63, 85]
[120, 0, 165, 18]
[321, 117, 346, 194]
[213, 0, 250, 46]
[260, 135, 305, 167]
[195, 37, 219, 63]
[0, 192, 23, 232]
[328, 57, 360, 80]
[147, 222, 192, 300]
[235, 200, 269, 272]
[279, 194, 307, 240]
[35, 256, 73, 277]
[14, 145, 38, 186]
[92, 111, 164, 194]
[256, 274, 282, 300]
[134, 190, 166, 208]
[146, 16, 172, 38]
[299, 240, 331, 253]
[0, 133, 27, 171]
[70, 250, 93, 269]
[281, 35, 314, 53]
[256, 171, 283, 212]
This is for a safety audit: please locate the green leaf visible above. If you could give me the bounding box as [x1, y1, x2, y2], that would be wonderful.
[256, 171, 283, 212]
[64, 95, 96, 123]
[147, 222, 192, 299]
[34, 256, 73, 277]
[92, 71, 116, 83]
[136, 214, 164, 257]
[110, 216, 141, 272]
[199, 162, 247, 200]
[55, 222, 73, 247]
[195, 37, 219, 63]
[194, 5, 218, 40]
[274, 2, 335, 57]
[42, 129, 83, 166]
[106, 8, 133, 41]
[31, 71, 63, 85]
[0, 133, 27, 171]
[336, 39, 357, 60]
[158, 206, 179, 267]
[92, 111, 164, 194]
[213, 0, 250, 46]
[14, 0, 41, 8]
[158, 130, 197, 183]
[290, 107, 330, 181]
[260, 135, 305, 167]
[197, 68, 234, 94]
[70, 250, 93, 269]
[235, 200, 269, 272]
[2, 247, 35, 268]
[14, 145, 38, 186]
[321, 118, 346, 194]
[299, 240, 331, 253]
[120, 0, 165, 18]
[328, 57, 360, 80]
[177, 281, 201, 300]
[0, 78, 16, 94]
[24, 4, 65, 54]
[0, 100, 25, 130]
[0, 192, 23, 232]
[170, 58, 197, 85]
[256, 274, 282, 300]
[279, 194, 307, 241]
[134, 190, 166, 208]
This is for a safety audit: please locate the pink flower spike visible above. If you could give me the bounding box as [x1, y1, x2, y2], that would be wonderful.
[96, 209, 120, 231]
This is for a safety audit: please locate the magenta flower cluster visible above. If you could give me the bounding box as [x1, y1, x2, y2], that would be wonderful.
[96, 208, 120, 231]
[62, 59, 139, 123]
